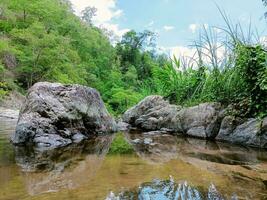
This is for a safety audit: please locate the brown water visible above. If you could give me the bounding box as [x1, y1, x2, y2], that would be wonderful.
[0, 118, 267, 200]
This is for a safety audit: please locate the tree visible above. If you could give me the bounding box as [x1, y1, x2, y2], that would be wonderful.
[116, 30, 157, 80]
[81, 6, 97, 25]
[120, 30, 156, 50]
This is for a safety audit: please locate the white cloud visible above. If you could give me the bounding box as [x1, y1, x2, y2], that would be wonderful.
[213, 27, 222, 34]
[260, 36, 267, 46]
[169, 46, 196, 58]
[71, 0, 122, 24]
[100, 23, 130, 38]
[147, 20, 155, 27]
[189, 24, 199, 33]
[203, 23, 209, 29]
[189, 23, 210, 33]
[163, 43, 227, 69]
[70, 0, 127, 41]
[163, 26, 175, 31]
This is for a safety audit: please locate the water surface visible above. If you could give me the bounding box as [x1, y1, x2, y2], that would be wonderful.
[0, 118, 267, 200]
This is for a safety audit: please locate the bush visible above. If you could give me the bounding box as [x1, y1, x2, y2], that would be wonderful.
[234, 44, 267, 117]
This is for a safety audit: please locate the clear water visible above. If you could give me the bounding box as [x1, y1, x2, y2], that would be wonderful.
[0, 118, 267, 200]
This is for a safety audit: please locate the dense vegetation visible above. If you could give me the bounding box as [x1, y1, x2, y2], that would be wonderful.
[0, 0, 266, 117]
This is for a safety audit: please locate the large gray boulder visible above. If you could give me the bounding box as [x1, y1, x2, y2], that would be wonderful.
[123, 95, 222, 139]
[123, 96, 182, 131]
[11, 82, 116, 148]
[176, 103, 222, 138]
[216, 117, 267, 148]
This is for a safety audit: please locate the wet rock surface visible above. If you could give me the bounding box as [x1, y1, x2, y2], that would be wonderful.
[123, 95, 267, 148]
[11, 82, 116, 149]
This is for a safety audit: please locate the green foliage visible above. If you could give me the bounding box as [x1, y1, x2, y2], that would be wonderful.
[0, 0, 114, 88]
[150, 43, 266, 117]
[0, 0, 265, 118]
[234, 44, 267, 117]
[116, 30, 156, 80]
[108, 133, 134, 155]
[0, 82, 9, 99]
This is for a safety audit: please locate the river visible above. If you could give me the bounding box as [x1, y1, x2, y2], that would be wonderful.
[0, 117, 267, 200]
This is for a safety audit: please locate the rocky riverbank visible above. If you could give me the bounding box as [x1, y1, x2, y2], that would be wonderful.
[4, 84, 267, 150]
[123, 95, 267, 148]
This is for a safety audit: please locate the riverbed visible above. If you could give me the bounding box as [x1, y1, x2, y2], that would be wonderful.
[0, 117, 267, 200]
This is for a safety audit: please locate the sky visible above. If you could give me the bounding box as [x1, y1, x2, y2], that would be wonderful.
[70, 0, 267, 58]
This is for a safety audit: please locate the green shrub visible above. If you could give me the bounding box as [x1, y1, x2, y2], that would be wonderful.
[234, 44, 267, 117]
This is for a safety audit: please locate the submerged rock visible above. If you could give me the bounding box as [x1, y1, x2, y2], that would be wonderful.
[11, 82, 116, 148]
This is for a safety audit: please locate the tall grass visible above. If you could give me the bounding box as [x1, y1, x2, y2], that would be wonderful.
[148, 9, 267, 117]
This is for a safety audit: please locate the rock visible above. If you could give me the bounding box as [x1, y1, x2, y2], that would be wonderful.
[262, 117, 267, 133]
[216, 116, 243, 140]
[123, 95, 182, 131]
[123, 96, 222, 139]
[72, 133, 88, 143]
[33, 134, 72, 149]
[116, 120, 130, 131]
[216, 118, 267, 148]
[11, 82, 116, 148]
[124, 96, 267, 148]
[175, 102, 222, 138]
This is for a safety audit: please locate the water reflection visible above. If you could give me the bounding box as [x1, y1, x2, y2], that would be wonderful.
[106, 178, 238, 200]
[14, 135, 112, 195]
[1, 117, 267, 199]
[126, 130, 267, 165]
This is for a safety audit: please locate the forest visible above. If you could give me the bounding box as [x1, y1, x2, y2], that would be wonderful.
[0, 0, 266, 118]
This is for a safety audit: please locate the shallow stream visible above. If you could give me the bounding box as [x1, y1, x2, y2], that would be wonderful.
[0, 117, 267, 200]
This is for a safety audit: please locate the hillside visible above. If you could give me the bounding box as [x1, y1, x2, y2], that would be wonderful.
[0, 0, 266, 117]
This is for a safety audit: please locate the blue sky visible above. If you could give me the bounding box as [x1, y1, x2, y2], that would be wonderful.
[70, 0, 267, 56]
